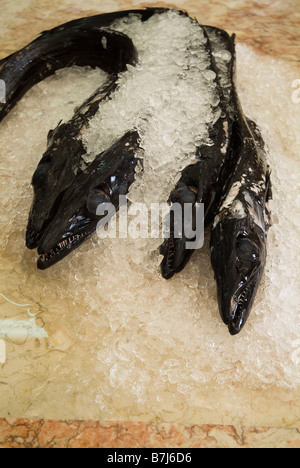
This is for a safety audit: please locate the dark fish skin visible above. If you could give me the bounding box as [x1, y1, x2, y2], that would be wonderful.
[37, 130, 140, 270]
[40, 7, 170, 35]
[0, 7, 171, 268]
[0, 6, 182, 124]
[0, 27, 137, 123]
[26, 74, 119, 251]
[158, 19, 272, 334]
[210, 117, 271, 335]
[160, 26, 237, 279]
[0, 6, 169, 123]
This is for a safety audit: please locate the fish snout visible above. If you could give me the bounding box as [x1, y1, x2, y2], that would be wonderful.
[26, 216, 43, 249]
[211, 219, 266, 335]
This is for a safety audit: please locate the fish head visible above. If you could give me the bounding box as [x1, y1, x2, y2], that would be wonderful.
[26, 131, 138, 269]
[35, 182, 110, 270]
[211, 217, 266, 335]
[26, 123, 85, 250]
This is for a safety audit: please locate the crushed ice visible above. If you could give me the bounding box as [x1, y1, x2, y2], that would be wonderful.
[83, 11, 220, 207]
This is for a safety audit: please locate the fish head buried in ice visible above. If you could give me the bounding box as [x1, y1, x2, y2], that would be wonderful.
[211, 216, 267, 335]
[26, 131, 139, 269]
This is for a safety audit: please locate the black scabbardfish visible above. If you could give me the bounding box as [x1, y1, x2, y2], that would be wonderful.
[160, 25, 237, 279]
[0, 27, 137, 122]
[26, 75, 120, 255]
[0, 8, 271, 335]
[36, 130, 140, 269]
[0, 8, 169, 268]
[159, 20, 272, 335]
[210, 116, 272, 335]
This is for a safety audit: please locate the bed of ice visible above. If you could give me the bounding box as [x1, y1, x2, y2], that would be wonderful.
[0, 12, 299, 424]
[84, 12, 220, 209]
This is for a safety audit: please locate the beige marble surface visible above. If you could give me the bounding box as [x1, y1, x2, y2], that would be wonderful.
[0, 418, 299, 448]
[0, 0, 299, 449]
[0, 0, 299, 64]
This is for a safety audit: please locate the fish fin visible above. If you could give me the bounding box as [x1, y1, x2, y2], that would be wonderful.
[264, 169, 272, 229]
[265, 169, 272, 202]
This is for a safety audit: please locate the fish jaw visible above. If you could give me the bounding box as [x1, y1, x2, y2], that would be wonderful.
[35, 184, 110, 270]
[26, 75, 121, 253]
[37, 218, 96, 270]
[160, 170, 199, 279]
[34, 171, 100, 270]
[210, 217, 267, 335]
[31, 131, 140, 269]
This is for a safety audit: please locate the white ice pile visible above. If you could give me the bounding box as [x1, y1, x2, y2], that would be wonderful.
[83, 11, 220, 208]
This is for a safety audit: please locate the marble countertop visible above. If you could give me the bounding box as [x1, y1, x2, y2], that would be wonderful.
[0, 0, 299, 449]
[0, 418, 299, 448]
[0, 0, 299, 64]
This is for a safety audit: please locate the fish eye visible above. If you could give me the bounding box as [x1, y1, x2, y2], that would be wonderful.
[236, 235, 259, 274]
[236, 235, 259, 258]
[172, 186, 198, 204]
[32, 162, 51, 188]
[86, 183, 111, 215]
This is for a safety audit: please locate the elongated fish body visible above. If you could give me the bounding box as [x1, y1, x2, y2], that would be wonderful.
[40, 8, 169, 36]
[0, 28, 137, 123]
[160, 26, 237, 279]
[157, 18, 272, 335]
[210, 116, 271, 335]
[0, 7, 169, 122]
[0, 8, 172, 268]
[0, 10, 151, 267]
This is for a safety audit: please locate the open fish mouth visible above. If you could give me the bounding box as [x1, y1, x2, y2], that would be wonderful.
[227, 277, 258, 335]
[38, 232, 89, 269]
